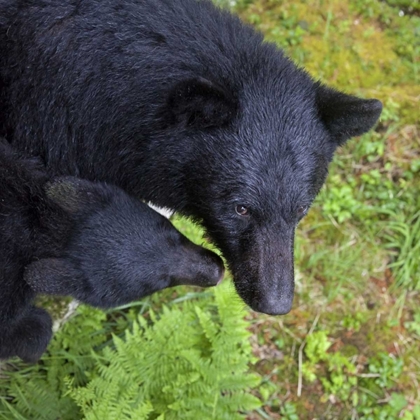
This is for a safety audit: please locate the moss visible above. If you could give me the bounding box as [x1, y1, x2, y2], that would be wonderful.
[236, 0, 420, 124]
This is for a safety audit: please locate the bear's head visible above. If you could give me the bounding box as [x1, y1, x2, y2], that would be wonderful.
[158, 61, 382, 315]
[25, 177, 224, 307]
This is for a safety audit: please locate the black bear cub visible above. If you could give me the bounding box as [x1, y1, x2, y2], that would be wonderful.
[0, 141, 224, 363]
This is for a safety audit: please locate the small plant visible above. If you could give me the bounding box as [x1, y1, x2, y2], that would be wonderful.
[367, 352, 404, 389]
[280, 402, 299, 420]
[319, 175, 364, 223]
[342, 312, 367, 332]
[302, 331, 357, 402]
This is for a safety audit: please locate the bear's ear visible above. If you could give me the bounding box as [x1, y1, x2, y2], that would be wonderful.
[164, 77, 238, 128]
[46, 177, 106, 214]
[316, 84, 382, 146]
[24, 258, 80, 296]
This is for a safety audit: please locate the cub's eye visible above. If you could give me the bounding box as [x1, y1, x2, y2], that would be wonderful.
[297, 206, 308, 218]
[235, 205, 249, 216]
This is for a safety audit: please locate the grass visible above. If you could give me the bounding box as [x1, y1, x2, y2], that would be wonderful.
[1, 0, 419, 419]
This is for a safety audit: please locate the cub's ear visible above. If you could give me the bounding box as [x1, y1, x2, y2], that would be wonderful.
[316, 84, 382, 146]
[164, 77, 238, 128]
[24, 258, 80, 296]
[45, 177, 106, 214]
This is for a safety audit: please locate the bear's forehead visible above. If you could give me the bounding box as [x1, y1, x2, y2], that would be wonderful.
[219, 150, 325, 203]
[231, 119, 330, 175]
[217, 134, 330, 215]
[240, 97, 321, 140]
[235, 84, 326, 143]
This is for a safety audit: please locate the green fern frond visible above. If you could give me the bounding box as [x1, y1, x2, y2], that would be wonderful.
[1, 281, 261, 419]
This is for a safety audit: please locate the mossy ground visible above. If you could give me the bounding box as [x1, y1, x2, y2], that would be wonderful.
[1, 1, 419, 419]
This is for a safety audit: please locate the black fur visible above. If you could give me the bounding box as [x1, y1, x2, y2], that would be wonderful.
[0, 0, 382, 315]
[0, 141, 223, 362]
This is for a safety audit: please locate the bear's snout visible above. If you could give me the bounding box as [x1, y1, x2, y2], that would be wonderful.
[170, 241, 225, 289]
[188, 246, 225, 288]
[230, 226, 295, 316]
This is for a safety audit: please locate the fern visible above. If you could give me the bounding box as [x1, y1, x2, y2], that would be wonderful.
[0, 283, 261, 419]
[68, 282, 261, 419]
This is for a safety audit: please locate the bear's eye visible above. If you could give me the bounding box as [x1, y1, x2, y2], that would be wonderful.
[235, 205, 249, 216]
[297, 206, 308, 218]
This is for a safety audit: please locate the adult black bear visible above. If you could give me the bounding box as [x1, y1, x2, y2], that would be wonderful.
[0, 141, 223, 362]
[0, 0, 382, 315]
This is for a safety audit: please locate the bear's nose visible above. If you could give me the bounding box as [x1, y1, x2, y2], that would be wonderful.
[251, 294, 294, 316]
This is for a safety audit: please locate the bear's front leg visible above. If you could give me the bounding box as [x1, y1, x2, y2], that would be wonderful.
[0, 306, 52, 363]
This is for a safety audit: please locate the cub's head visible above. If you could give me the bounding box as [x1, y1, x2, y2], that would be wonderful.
[42, 177, 224, 304]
